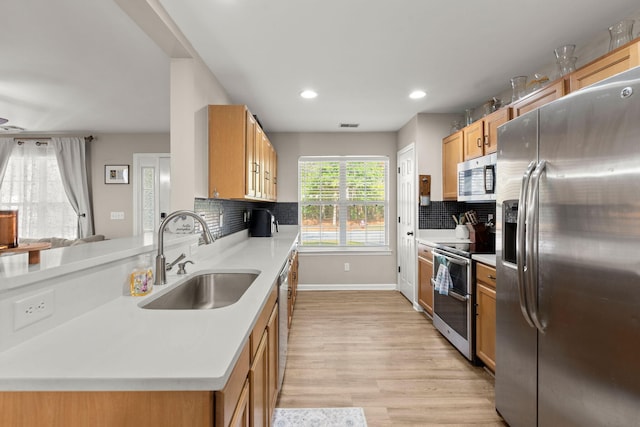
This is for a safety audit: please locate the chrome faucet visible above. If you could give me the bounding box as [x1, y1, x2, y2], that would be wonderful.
[155, 210, 214, 285]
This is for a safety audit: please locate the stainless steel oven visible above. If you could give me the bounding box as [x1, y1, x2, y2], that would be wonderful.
[432, 247, 473, 360]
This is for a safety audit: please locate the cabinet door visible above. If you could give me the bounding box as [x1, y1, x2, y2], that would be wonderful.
[483, 108, 511, 154]
[270, 144, 277, 201]
[570, 40, 640, 92]
[250, 333, 268, 427]
[475, 263, 497, 372]
[267, 304, 279, 419]
[462, 120, 485, 160]
[442, 131, 463, 200]
[254, 126, 265, 199]
[245, 112, 257, 198]
[512, 80, 565, 117]
[229, 380, 250, 427]
[476, 283, 496, 372]
[417, 246, 433, 316]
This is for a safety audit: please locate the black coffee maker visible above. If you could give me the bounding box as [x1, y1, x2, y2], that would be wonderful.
[249, 209, 278, 237]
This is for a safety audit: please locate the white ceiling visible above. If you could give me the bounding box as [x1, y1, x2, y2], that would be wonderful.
[1, 0, 639, 134]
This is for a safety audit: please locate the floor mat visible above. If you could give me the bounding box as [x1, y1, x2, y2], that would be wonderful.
[272, 407, 367, 427]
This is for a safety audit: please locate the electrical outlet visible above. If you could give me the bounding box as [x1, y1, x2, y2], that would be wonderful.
[110, 211, 124, 220]
[344, 262, 350, 272]
[14, 289, 55, 331]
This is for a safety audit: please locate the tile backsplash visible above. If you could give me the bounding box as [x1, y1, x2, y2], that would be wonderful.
[193, 199, 298, 240]
[418, 201, 496, 229]
[192, 198, 493, 239]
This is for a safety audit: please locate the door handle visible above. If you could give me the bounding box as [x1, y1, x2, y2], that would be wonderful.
[407, 231, 414, 236]
[525, 160, 547, 333]
[517, 161, 537, 328]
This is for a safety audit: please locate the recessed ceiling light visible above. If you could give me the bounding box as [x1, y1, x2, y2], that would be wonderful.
[300, 89, 318, 99]
[409, 90, 426, 99]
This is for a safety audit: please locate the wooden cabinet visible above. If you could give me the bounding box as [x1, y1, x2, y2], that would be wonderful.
[462, 120, 484, 160]
[511, 80, 565, 118]
[569, 39, 640, 92]
[475, 262, 497, 372]
[216, 340, 251, 427]
[288, 251, 299, 329]
[417, 243, 434, 316]
[442, 131, 463, 200]
[249, 333, 268, 427]
[229, 381, 250, 427]
[266, 304, 279, 417]
[208, 105, 277, 201]
[462, 108, 511, 160]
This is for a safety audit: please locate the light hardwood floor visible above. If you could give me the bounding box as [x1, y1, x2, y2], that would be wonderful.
[276, 290, 507, 426]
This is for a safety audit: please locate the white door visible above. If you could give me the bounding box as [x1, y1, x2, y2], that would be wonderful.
[397, 144, 416, 305]
[133, 153, 171, 235]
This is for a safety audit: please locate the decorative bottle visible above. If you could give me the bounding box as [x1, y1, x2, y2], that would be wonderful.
[130, 255, 154, 296]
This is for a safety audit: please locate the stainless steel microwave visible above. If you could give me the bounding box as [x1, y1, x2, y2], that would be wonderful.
[457, 153, 497, 202]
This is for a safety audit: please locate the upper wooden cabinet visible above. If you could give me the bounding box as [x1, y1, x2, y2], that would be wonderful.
[570, 38, 640, 92]
[511, 79, 565, 118]
[462, 108, 511, 160]
[208, 105, 277, 201]
[442, 131, 463, 201]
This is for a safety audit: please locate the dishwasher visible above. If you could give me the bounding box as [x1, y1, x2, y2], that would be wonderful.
[277, 257, 291, 389]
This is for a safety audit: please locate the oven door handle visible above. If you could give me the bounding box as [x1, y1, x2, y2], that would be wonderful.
[448, 290, 468, 302]
[432, 249, 470, 267]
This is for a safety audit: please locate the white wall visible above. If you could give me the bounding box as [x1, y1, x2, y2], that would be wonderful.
[90, 133, 170, 238]
[397, 113, 461, 202]
[170, 57, 232, 210]
[270, 131, 398, 286]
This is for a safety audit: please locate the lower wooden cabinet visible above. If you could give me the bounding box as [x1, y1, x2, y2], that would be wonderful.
[417, 243, 434, 315]
[229, 380, 250, 427]
[475, 262, 497, 372]
[288, 251, 299, 329]
[250, 333, 269, 427]
[267, 304, 279, 416]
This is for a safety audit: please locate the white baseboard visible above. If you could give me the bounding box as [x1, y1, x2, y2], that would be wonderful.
[298, 283, 397, 291]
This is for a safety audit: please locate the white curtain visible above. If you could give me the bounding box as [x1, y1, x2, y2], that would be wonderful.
[0, 140, 77, 239]
[0, 138, 15, 183]
[51, 137, 94, 238]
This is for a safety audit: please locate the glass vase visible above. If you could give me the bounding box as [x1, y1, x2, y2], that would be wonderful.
[609, 19, 634, 52]
[510, 76, 528, 102]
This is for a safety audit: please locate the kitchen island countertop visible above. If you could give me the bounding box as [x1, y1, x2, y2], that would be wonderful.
[0, 226, 298, 392]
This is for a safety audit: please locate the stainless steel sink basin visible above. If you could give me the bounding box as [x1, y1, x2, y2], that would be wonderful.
[140, 271, 259, 310]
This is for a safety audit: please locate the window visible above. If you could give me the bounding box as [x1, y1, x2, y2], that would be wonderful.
[0, 141, 77, 239]
[298, 156, 388, 249]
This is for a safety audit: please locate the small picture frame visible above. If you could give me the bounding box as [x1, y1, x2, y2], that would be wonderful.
[105, 165, 129, 184]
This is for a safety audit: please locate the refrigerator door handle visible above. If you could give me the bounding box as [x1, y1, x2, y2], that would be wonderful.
[526, 160, 547, 333]
[517, 161, 537, 328]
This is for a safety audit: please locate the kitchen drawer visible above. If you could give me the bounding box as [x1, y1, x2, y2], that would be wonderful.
[476, 262, 496, 289]
[417, 243, 433, 262]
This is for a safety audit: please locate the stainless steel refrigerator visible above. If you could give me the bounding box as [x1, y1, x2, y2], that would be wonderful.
[495, 65, 640, 426]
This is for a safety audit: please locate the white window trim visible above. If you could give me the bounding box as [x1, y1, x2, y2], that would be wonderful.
[298, 155, 389, 252]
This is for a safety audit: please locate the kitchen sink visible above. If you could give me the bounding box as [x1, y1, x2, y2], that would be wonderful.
[140, 271, 260, 310]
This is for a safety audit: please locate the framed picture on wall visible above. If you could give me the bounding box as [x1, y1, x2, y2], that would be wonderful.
[105, 164, 129, 184]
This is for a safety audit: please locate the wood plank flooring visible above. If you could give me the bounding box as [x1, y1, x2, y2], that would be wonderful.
[276, 290, 507, 426]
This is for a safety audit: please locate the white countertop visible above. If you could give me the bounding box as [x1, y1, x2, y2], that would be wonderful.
[472, 254, 497, 267]
[0, 226, 298, 391]
[416, 229, 471, 246]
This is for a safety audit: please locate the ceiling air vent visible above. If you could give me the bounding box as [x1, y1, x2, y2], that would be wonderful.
[0, 125, 25, 132]
[339, 123, 359, 128]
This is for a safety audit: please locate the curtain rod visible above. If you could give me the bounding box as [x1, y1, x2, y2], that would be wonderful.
[13, 135, 94, 145]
